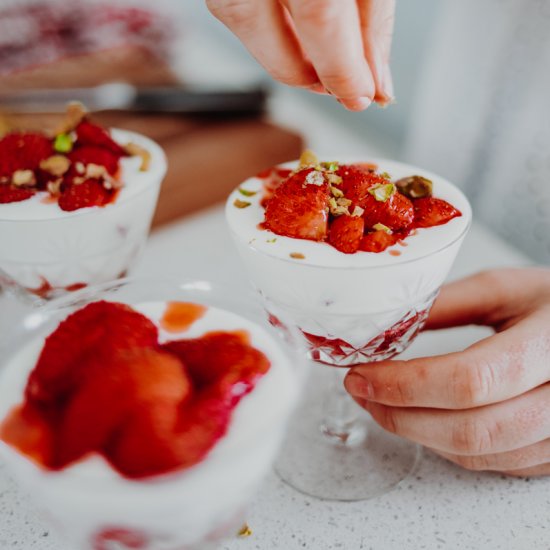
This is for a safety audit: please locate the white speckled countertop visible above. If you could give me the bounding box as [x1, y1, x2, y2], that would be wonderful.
[0, 90, 544, 550]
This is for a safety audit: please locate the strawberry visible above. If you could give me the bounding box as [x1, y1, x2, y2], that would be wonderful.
[0, 404, 54, 466]
[338, 164, 387, 209]
[362, 191, 414, 231]
[413, 197, 462, 228]
[26, 301, 158, 408]
[75, 120, 126, 156]
[162, 331, 270, 401]
[93, 528, 149, 550]
[68, 145, 121, 175]
[328, 214, 364, 254]
[57, 348, 191, 468]
[0, 185, 34, 203]
[360, 230, 399, 253]
[0, 132, 53, 178]
[264, 168, 330, 241]
[58, 179, 112, 211]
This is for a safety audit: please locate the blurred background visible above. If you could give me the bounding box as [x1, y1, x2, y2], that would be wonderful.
[1, 0, 549, 262]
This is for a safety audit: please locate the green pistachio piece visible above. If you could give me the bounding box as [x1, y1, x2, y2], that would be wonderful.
[299, 150, 319, 167]
[373, 222, 393, 234]
[380, 171, 391, 180]
[368, 183, 395, 202]
[238, 187, 257, 197]
[233, 198, 251, 208]
[395, 175, 433, 199]
[321, 161, 339, 172]
[53, 133, 73, 153]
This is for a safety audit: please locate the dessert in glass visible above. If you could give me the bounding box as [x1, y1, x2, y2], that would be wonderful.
[226, 152, 472, 500]
[0, 278, 302, 550]
[0, 103, 166, 301]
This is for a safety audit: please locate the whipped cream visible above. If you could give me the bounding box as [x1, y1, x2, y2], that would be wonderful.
[0, 129, 166, 294]
[226, 159, 472, 362]
[0, 302, 297, 549]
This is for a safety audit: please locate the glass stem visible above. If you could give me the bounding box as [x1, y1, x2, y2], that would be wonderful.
[319, 366, 367, 446]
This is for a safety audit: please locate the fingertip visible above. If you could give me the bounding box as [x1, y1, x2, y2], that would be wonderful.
[338, 96, 373, 111]
[344, 371, 374, 399]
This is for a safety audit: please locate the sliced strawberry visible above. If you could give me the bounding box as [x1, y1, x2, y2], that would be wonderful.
[75, 120, 126, 156]
[26, 301, 158, 408]
[57, 348, 191, 468]
[362, 191, 414, 231]
[68, 145, 120, 175]
[264, 168, 330, 241]
[360, 230, 399, 253]
[413, 197, 462, 228]
[0, 403, 54, 466]
[162, 331, 270, 401]
[0, 132, 53, 178]
[58, 179, 112, 211]
[0, 185, 34, 203]
[328, 214, 364, 254]
[338, 165, 388, 209]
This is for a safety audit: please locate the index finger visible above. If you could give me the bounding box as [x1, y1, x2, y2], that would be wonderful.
[284, 0, 376, 109]
[344, 311, 550, 409]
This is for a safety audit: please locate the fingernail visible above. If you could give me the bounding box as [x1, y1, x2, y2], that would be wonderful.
[376, 63, 395, 107]
[340, 97, 372, 111]
[383, 63, 394, 99]
[345, 372, 374, 398]
[307, 83, 329, 95]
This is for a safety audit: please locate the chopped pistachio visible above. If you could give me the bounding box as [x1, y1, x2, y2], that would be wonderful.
[352, 205, 364, 217]
[53, 101, 87, 136]
[238, 187, 257, 197]
[395, 175, 433, 199]
[12, 169, 36, 187]
[321, 161, 339, 172]
[299, 150, 319, 167]
[326, 173, 343, 185]
[124, 142, 151, 171]
[233, 198, 251, 209]
[368, 182, 395, 202]
[380, 171, 392, 180]
[290, 252, 305, 259]
[53, 133, 73, 154]
[373, 222, 393, 234]
[47, 179, 62, 196]
[85, 163, 107, 179]
[305, 170, 325, 186]
[238, 524, 253, 538]
[266, 237, 277, 243]
[330, 186, 344, 198]
[40, 155, 70, 176]
[336, 197, 352, 208]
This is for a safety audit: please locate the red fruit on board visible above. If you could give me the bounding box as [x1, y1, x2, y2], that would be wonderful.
[360, 230, 399, 253]
[0, 185, 34, 203]
[338, 164, 387, 209]
[328, 214, 365, 254]
[26, 301, 159, 407]
[413, 197, 462, 228]
[75, 120, 126, 156]
[68, 145, 121, 175]
[264, 168, 330, 241]
[362, 190, 414, 231]
[57, 348, 191, 468]
[163, 330, 270, 401]
[58, 179, 111, 211]
[0, 132, 53, 178]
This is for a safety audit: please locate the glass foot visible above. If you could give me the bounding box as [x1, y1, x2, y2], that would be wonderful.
[275, 367, 422, 501]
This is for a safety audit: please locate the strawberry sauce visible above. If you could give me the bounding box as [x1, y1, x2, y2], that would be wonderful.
[160, 302, 206, 333]
[0, 301, 271, 479]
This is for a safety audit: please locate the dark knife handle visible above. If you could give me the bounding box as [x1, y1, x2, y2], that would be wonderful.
[132, 86, 268, 116]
